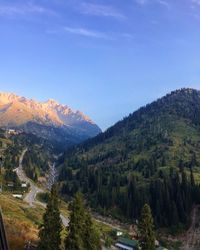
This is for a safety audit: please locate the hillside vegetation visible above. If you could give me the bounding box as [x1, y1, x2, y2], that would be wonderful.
[0, 194, 44, 250]
[0, 130, 47, 249]
[1, 131, 58, 186]
[58, 88, 200, 229]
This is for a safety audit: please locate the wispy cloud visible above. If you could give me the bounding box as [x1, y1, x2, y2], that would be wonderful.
[135, 0, 148, 5]
[0, 2, 57, 17]
[64, 27, 110, 39]
[191, 0, 200, 5]
[135, 0, 170, 8]
[157, 0, 170, 8]
[190, 0, 200, 7]
[62, 26, 133, 41]
[79, 3, 126, 20]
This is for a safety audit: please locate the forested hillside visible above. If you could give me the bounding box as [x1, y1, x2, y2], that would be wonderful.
[0, 129, 60, 188]
[0, 129, 62, 249]
[58, 88, 200, 228]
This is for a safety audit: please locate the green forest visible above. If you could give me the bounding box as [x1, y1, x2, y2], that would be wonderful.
[58, 89, 200, 229]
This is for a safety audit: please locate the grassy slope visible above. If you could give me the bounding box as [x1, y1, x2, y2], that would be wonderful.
[0, 194, 45, 250]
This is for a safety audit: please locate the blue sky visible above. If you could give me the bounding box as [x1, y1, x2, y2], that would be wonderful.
[0, 0, 200, 130]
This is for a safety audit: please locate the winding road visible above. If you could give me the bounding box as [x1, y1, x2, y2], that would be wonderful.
[14, 149, 69, 227]
[15, 149, 44, 207]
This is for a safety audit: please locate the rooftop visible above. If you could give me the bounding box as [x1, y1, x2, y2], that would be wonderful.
[117, 237, 138, 247]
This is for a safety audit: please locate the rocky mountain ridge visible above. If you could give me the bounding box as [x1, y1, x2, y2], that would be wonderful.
[0, 92, 101, 146]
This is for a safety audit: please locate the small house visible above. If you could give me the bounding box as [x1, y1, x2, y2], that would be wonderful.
[116, 231, 123, 237]
[7, 129, 16, 135]
[12, 194, 23, 199]
[115, 237, 139, 250]
[115, 237, 167, 250]
[7, 182, 14, 187]
[21, 182, 27, 188]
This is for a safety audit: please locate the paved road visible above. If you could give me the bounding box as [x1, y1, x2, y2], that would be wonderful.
[14, 149, 44, 207]
[14, 149, 69, 226]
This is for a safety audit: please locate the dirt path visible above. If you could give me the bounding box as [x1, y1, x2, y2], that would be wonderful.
[92, 213, 129, 232]
[163, 206, 200, 250]
[180, 205, 200, 250]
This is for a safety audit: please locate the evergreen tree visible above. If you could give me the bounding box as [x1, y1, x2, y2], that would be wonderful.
[38, 185, 62, 250]
[65, 192, 101, 250]
[190, 169, 195, 187]
[65, 193, 86, 250]
[138, 204, 155, 250]
[171, 202, 179, 226]
[84, 210, 101, 250]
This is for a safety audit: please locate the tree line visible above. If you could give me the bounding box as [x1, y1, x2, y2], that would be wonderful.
[37, 185, 157, 250]
[37, 186, 101, 250]
[59, 164, 200, 229]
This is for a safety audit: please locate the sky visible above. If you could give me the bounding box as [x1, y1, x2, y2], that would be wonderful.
[0, 0, 200, 130]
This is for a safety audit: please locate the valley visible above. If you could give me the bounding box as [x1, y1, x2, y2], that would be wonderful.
[2, 89, 200, 249]
[0, 134, 117, 249]
[2, 0, 200, 247]
[15, 148, 69, 226]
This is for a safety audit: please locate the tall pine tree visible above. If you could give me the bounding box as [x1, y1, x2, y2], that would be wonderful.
[65, 192, 101, 250]
[65, 193, 85, 250]
[84, 210, 101, 250]
[138, 204, 155, 250]
[38, 185, 62, 250]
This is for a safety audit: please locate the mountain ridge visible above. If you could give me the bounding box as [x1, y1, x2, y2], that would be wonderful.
[0, 92, 101, 146]
[73, 87, 200, 147]
[58, 88, 200, 226]
[0, 92, 96, 125]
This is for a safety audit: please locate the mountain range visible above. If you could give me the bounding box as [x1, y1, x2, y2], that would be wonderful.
[0, 92, 101, 147]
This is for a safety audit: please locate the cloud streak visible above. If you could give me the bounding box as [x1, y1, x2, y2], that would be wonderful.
[135, 0, 148, 5]
[64, 27, 110, 39]
[62, 26, 134, 41]
[191, 0, 200, 6]
[135, 0, 170, 8]
[0, 3, 57, 17]
[157, 0, 170, 8]
[79, 3, 126, 20]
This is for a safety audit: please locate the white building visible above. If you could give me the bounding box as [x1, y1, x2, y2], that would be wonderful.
[21, 183, 27, 188]
[12, 194, 23, 199]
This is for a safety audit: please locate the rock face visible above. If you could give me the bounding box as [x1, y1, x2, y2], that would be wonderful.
[0, 92, 101, 146]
